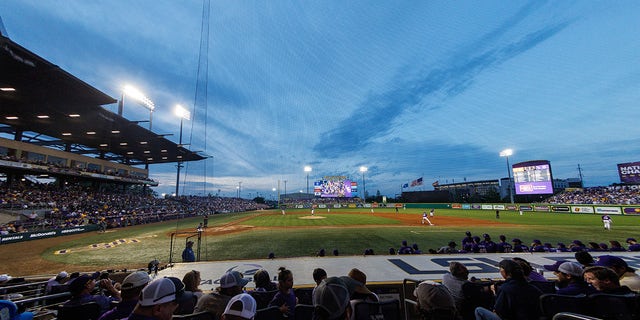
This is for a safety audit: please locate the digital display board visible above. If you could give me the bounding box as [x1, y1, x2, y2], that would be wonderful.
[617, 161, 640, 184]
[313, 176, 357, 198]
[512, 160, 554, 195]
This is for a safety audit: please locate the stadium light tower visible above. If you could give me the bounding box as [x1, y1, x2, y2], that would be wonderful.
[360, 166, 368, 201]
[304, 166, 312, 194]
[174, 105, 191, 197]
[119, 85, 155, 130]
[499, 148, 514, 203]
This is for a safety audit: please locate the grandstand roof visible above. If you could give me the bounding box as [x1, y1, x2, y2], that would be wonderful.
[0, 34, 206, 166]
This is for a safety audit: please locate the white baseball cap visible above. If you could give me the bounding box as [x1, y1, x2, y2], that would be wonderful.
[121, 271, 151, 290]
[223, 293, 257, 319]
[139, 277, 193, 306]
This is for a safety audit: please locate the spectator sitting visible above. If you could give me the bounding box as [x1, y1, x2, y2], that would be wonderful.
[45, 271, 70, 294]
[556, 242, 570, 252]
[441, 261, 469, 314]
[195, 271, 249, 319]
[126, 277, 193, 320]
[347, 268, 379, 320]
[583, 266, 634, 295]
[496, 235, 512, 253]
[626, 238, 640, 251]
[530, 240, 545, 252]
[575, 251, 595, 268]
[222, 293, 256, 320]
[474, 259, 543, 320]
[511, 238, 529, 253]
[98, 271, 150, 320]
[313, 268, 328, 288]
[512, 257, 546, 282]
[268, 267, 297, 319]
[0, 299, 34, 320]
[437, 241, 458, 254]
[413, 280, 457, 320]
[252, 269, 277, 292]
[594, 255, 640, 292]
[182, 270, 204, 299]
[543, 261, 596, 295]
[609, 240, 627, 252]
[312, 277, 353, 320]
[64, 273, 121, 316]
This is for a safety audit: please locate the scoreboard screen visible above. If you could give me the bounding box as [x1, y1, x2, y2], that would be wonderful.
[314, 176, 357, 198]
[512, 160, 554, 195]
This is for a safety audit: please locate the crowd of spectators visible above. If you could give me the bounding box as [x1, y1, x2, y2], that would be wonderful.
[0, 182, 268, 234]
[545, 185, 640, 205]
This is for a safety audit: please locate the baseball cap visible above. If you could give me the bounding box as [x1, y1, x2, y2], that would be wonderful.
[68, 273, 100, 295]
[413, 281, 455, 312]
[595, 255, 631, 269]
[55, 271, 69, 281]
[0, 275, 12, 282]
[313, 277, 351, 320]
[139, 277, 193, 306]
[512, 238, 522, 243]
[220, 271, 249, 289]
[626, 238, 636, 243]
[0, 299, 34, 320]
[557, 262, 584, 277]
[543, 260, 569, 272]
[223, 293, 256, 319]
[121, 271, 151, 291]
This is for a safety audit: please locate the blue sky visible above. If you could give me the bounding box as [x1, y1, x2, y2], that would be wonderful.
[1, 1, 639, 198]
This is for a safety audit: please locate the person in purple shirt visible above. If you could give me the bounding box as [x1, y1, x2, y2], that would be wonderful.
[64, 273, 121, 317]
[626, 238, 640, 251]
[269, 267, 297, 319]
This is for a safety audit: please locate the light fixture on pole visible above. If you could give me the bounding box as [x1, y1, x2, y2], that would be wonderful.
[174, 105, 190, 196]
[499, 148, 514, 203]
[238, 182, 242, 199]
[121, 85, 155, 130]
[359, 166, 368, 201]
[304, 166, 312, 194]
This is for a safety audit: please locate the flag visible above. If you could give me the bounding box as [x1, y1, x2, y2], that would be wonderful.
[432, 180, 439, 187]
[410, 177, 423, 187]
[402, 183, 409, 188]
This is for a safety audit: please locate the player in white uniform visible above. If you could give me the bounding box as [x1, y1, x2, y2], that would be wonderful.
[421, 211, 434, 225]
[311, 207, 315, 216]
[429, 209, 435, 217]
[602, 214, 612, 230]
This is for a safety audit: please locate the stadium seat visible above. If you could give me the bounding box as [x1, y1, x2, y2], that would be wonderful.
[294, 287, 314, 305]
[255, 305, 284, 320]
[57, 301, 100, 320]
[295, 304, 315, 320]
[461, 281, 495, 320]
[539, 294, 587, 320]
[587, 293, 638, 320]
[171, 311, 215, 320]
[352, 299, 401, 320]
[249, 290, 278, 310]
[530, 280, 557, 294]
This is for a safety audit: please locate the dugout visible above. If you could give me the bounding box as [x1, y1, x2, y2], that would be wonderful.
[402, 190, 451, 203]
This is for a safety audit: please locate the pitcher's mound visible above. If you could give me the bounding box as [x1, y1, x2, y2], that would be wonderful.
[299, 215, 326, 219]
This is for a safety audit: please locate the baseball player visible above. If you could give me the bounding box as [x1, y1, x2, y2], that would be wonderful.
[421, 211, 434, 225]
[429, 209, 435, 217]
[602, 214, 612, 230]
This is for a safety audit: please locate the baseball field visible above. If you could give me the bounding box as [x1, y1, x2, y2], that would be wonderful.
[1, 207, 637, 277]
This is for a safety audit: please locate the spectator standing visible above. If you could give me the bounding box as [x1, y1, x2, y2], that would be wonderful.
[474, 259, 543, 320]
[182, 241, 196, 262]
[269, 267, 297, 319]
[195, 271, 249, 319]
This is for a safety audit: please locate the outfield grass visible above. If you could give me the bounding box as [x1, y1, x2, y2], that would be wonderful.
[40, 208, 640, 269]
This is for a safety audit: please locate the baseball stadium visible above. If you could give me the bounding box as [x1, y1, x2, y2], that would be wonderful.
[2, 6, 640, 320]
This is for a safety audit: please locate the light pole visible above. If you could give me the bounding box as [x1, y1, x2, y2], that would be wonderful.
[120, 85, 155, 130]
[499, 148, 514, 203]
[359, 166, 368, 202]
[174, 105, 190, 196]
[237, 182, 242, 199]
[304, 166, 312, 194]
[272, 187, 276, 201]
